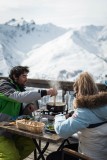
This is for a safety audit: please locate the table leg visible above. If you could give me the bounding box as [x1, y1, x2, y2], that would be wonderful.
[57, 139, 70, 151]
[33, 139, 49, 160]
[34, 149, 37, 160]
[37, 141, 49, 160]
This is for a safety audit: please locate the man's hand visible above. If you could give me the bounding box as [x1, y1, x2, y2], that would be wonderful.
[23, 103, 36, 116]
[27, 103, 35, 112]
[47, 88, 57, 96]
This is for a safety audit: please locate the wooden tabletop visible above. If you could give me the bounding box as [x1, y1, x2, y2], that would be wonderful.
[0, 122, 62, 143]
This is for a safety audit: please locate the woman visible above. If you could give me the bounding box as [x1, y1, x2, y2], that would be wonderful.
[46, 72, 107, 160]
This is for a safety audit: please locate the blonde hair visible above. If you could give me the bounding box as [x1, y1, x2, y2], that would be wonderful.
[73, 72, 98, 97]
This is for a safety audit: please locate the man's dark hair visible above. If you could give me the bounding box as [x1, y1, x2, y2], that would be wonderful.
[9, 66, 29, 79]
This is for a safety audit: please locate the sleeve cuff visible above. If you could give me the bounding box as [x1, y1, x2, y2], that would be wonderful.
[55, 114, 66, 123]
[38, 90, 47, 97]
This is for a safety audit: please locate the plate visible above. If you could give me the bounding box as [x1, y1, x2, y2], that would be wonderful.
[0, 121, 16, 126]
[45, 124, 56, 133]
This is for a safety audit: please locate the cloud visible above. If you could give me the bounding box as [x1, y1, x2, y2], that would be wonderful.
[0, 0, 107, 27]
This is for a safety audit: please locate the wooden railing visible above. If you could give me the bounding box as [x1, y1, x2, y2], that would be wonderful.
[0, 77, 106, 92]
[26, 78, 106, 92]
[0, 77, 106, 110]
[0, 77, 106, 103]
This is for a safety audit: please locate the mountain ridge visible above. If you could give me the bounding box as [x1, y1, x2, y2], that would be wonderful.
[0, 18, 107, 82]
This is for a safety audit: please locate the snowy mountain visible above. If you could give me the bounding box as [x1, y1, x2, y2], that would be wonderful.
[0, 18, 68, 75]
[0, 18, 107, 82]
[22, 25, 107, 82]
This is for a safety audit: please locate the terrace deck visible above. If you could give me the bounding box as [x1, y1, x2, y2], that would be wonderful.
[24, 137, 78, 160]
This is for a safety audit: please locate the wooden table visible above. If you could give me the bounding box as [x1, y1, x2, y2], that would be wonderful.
[0, 122, 62, 160]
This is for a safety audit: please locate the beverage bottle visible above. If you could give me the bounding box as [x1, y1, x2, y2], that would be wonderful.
[105, 75, 107, 89]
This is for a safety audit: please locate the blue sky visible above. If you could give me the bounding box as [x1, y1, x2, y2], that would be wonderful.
[0, 0, 107, 28]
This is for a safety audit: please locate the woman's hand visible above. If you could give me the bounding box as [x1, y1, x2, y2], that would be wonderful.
[65, 111, 74, 119]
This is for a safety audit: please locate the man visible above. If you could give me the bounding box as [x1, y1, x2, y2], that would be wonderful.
[0, 66, 57, 160]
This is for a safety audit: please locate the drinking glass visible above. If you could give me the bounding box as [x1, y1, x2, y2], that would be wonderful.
[32, 111, 42, 121]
